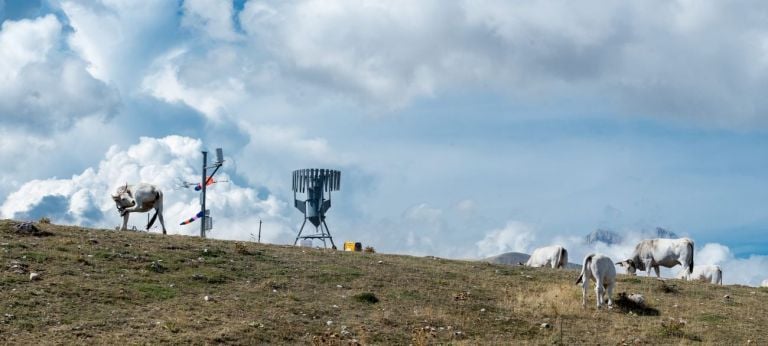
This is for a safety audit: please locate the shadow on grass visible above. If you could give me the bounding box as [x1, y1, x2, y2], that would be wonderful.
[614, 292, 660, 316]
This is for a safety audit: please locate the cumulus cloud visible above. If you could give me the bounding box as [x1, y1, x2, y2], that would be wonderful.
[181, 0, 240, 41]
[59, 0, 179, 86]
[0, 136, 294, 242]
[235, 0, 768, 125]
[0, 14, 119, 132]
[475, 221, 536, 257]
[141, 47, 247, 122]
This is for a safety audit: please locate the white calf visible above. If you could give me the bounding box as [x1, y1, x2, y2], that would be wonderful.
[677, 264, 722, 285]
[575, 253, 616, 309]
[525, 245, 568, 269]
[112, 183, 167, 234]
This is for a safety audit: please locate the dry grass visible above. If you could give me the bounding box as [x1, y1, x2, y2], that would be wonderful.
[1, 219, 767, 344]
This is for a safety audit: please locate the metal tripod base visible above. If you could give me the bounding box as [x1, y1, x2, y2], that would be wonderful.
[294, 219, 337, 249]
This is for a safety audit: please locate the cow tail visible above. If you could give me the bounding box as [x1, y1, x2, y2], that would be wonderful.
[576, 254, 594, 285]
[147, 211, 158, 229]
[561, 248, 568, 269]
[687, 240, 694, 274]
[717, 267, 723, 285]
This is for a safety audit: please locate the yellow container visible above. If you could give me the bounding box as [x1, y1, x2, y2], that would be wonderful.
[344, 241, 362, 252]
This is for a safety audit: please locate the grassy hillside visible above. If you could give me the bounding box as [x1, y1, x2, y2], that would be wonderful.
[1, 219, 766, 344]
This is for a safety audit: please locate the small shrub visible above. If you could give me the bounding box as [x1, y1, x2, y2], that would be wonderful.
[38, 217, 51, 224]
[200, 248, 225, 257]
[354, 292, 379, 304]
[24, 252, 49, 263]
[654, 280, 679, 294]
[363, 246, 376, 254]
[660, 318, 686, 337]
[234, 243, 250, 255]
[659, 317, 701, 341]
[149, 260, 167, 273]
[412, 326, 437, 346]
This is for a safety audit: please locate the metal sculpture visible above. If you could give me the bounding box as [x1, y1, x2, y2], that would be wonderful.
[292, 169, 341, 248]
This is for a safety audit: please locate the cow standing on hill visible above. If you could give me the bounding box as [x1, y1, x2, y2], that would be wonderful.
[575, 253, 616, 309]
[617, 238, 694, 278]
[112, 183, 167, 234]
[525, 245, 569, 269]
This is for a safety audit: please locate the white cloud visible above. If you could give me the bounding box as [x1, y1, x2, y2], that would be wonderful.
[475, 221, 536, 257]
[234, 0, 768, 125]
[0, 15, 119, 132]
[181, 0, 240, 41]
[141, 48, 246, 122]
[0, 14, 58, 82]
[60, 0, 179, 86]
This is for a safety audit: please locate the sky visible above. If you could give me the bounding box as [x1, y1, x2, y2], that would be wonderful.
[1, 0, 767, 285]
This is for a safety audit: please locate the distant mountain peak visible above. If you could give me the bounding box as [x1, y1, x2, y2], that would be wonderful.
[584, 227, 679, 246]
[648, 227, 678, 239]
[584, 229, 623, 245]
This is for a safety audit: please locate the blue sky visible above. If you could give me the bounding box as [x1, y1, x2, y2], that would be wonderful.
[1, 1, 767, 284]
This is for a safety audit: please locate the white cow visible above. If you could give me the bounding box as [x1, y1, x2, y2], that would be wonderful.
[525, 245, 569, 269]
[575, 253, 616, 309]
[112, 183, 167, 234]
[617, 238, 694, 278]
[676, 264, 722, 285]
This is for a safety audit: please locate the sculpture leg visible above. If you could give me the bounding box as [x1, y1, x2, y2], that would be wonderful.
[322, 219, 337, 249]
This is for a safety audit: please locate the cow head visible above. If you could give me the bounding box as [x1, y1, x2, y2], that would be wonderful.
[112, 183, 136, 212]
[616, 259, 637, 276]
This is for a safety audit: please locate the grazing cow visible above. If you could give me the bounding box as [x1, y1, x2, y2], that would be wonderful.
[575, 253, 616, 309]
[677, 264, 722, 285]
[525, 245, 569, 269]
[112, 183, 167, 234]
[617, 238, 694, 278]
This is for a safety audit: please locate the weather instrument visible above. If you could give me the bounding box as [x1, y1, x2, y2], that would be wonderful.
[292, 169, 341, 248]
[197, 148, 224, 238]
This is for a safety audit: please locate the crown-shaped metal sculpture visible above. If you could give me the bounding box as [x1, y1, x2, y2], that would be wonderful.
[292, 169, 340, 248]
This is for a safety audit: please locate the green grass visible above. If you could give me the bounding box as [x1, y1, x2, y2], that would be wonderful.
[0, 218, 767, 344]
[133, 282, 176, 300]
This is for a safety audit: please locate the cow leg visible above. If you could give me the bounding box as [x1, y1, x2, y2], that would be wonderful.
[157, 209, 166, 235]
[121, 213, 129, 231]
[606, 282, 614, 307]
[581, 277, 589, 308]
[653, 266, 660, 278]
[595, 279, 604, 309]
[644, 259, 654, 277]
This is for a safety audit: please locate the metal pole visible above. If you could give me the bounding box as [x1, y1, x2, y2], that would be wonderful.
[258, 219, 262, 243]
[201, 150, 207, 238]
